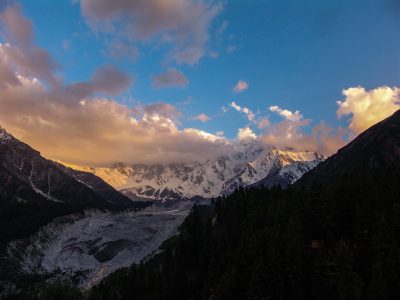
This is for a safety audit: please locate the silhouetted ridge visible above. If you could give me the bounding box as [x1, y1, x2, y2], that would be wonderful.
[298, 109, 400, 186]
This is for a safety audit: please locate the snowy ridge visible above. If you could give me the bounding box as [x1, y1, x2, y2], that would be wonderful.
[76, 143, 324, 201]
[278, 160, 322, 183]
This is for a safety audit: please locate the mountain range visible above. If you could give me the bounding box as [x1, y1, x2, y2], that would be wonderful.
[74, 144, 324, 202]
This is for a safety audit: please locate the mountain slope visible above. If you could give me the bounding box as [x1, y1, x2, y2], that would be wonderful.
[298, 109, 400, 186]
[0, 127, 136, 242]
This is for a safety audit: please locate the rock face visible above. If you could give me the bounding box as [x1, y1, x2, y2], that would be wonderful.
[80, 143, 324, 201]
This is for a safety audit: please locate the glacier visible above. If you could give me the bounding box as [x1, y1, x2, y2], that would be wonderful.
[7, 204, 191, 289]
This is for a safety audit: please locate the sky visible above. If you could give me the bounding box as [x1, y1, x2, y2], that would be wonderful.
[0, 0, 399, 166]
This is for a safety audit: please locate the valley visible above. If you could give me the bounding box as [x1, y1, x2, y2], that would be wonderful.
[3, 204, 190, 294]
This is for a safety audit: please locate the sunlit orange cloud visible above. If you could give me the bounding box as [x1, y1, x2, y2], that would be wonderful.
[0, 4, 231, 166]
[260, 87, 400, 156]
[337, 86, 400, 135]
[258, 119, 347, 156]
[0, 74, 232, 166]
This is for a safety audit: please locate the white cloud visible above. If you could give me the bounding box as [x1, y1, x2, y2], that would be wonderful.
[237, 127, 257, 141]
[337, 86, 400, 134]
[183, 128, 225, 143]
[269, 105, 303, 122]
[233, 80, 248, 93]
[230, 101, 255, 122]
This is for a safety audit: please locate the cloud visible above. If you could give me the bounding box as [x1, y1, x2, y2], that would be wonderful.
[0, 3, 232, 166]
[233, 80, 248, 93]
[80, 0, 223, 65]
[257, 118, 270, 129]
[140, 102, 182, 122]
[105, 40, 139, 61]
[0, 4, 59, 85]
[337, 86, 400, 134]
[183, 128, 225, 143]
[65, 65, 133, 98]
[0, 3, 32, 49]
[227, 102, 345, 156]
[192, 113, 210, 122]
[230, 101, 270, 130]
[230, 101, 255, 122]
[259, 118, 347, 156]
[151, 68, 189, 89]
[269, 105, 303, 122]
[237, 127, 257, 141]
[0, 76, 234, 166]
[260, 104, 347, 155]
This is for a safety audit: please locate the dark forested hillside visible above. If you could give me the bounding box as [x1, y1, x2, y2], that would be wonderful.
[87, 169, 400, 300]
[85, 111, 400, 300]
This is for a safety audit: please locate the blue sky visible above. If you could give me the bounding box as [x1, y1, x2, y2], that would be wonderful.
[0, 0, 399, 165]
[17, 0, 400, 138]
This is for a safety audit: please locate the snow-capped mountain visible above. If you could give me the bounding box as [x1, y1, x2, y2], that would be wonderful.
[78, 143, 324, 202]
